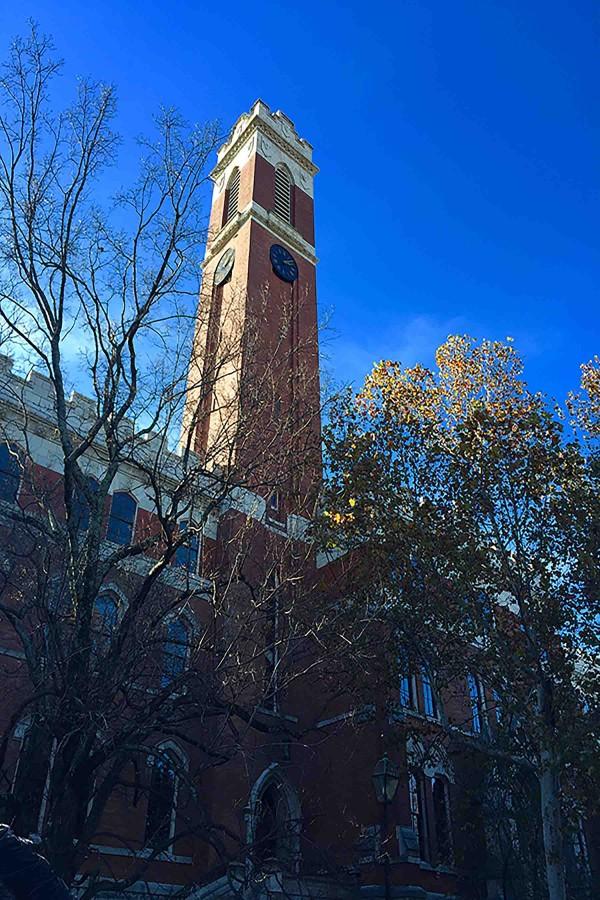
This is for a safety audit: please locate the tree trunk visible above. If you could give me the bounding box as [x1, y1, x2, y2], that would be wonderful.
[539, 749, 566, 900]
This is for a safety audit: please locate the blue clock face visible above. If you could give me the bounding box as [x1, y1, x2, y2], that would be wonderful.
[270, 244, 298, 283]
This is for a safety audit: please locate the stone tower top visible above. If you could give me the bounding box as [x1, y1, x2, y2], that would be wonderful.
[211, 100, 318, 199]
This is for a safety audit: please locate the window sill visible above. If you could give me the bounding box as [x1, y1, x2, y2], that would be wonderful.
[265, 514, 287, 534]
[256, 705, 299, 723]
[99, 540, 212, 592]
[389, 705, 442, 725]
[90, 843, 192, 865]
[414, 859, 456, 875]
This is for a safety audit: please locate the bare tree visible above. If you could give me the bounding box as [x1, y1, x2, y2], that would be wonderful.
[0, 26, 341, 898]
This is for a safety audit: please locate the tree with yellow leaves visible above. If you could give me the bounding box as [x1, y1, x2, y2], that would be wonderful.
[321, 335, 598, 900]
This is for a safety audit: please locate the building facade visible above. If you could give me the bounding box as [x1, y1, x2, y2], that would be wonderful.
[0, 101, 594, 900]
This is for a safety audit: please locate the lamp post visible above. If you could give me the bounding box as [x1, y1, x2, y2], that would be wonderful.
[372, 754, 400, 900]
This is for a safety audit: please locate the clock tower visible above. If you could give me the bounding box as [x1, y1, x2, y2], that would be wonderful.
[182, 101, 321, 515]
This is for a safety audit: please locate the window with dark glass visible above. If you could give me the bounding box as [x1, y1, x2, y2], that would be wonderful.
[255, 781, 291, 864]
[421, 668, 437, 718]
[400, 674, 414, 708]
[106, 491, 136, 544]
[71, 476, 99, 532]
[468, 673, 487, 735]
[266, 490, 284, 527]
[145, 751, 178, 849]
[173, 520, 200, 573]
[161, 619, 188, 687]
[0, 442, 21, 503]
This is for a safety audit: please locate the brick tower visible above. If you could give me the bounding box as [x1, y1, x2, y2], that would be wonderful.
[182, 101, 321, 515]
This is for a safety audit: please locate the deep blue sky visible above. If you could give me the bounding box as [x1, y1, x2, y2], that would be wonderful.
[1, 1, 598, 400]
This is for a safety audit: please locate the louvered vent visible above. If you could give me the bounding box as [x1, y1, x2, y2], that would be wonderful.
[225, 168, 240, 223]
[273, 167, 292, 224]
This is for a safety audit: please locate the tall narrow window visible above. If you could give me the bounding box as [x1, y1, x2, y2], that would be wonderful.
[421, 668, 437, 718]
[72, 476, 99, 532]
[468, 673, 487, 735]
[0, 442, 21, 503]
[107, 491, 136, 544]
[162, 619, 189, 687]
[400, 674, 414, 709]
[266, 490, 284, 522]
[273, 166, 292, 224]
[146, 750, 178, 850]
[173, 520, 200, 573]
[432, 777, 452, 864]
[254, 781, 292, 865]
[224, 167, 241, 224]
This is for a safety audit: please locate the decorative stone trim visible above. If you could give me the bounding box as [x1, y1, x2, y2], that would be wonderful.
[211, 110, 318, 184]
[316, 704, 376, 729]
[203, 201, 317, 270]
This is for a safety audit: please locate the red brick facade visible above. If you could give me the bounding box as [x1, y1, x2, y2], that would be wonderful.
[0, 101, 594, 900]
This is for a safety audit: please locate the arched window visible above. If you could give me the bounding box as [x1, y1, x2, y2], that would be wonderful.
[249, 766, 300, 870]
[106, 491, 137, 545]
[71, 476, 99, 532]
[273, 166, 292, 224]
[255, 782, 291, 865]
[0, 442, 21, 503]
[145, 745, 186, 851]
[407, 738, 454, 868]
[161, 618, 189, 687]
[224, 167, 241, 225]
[173, 520, 200, 574]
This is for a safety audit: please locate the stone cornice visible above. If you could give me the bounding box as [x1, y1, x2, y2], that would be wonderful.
[211, 117, 319, 182]
[203, 201, 318, 270]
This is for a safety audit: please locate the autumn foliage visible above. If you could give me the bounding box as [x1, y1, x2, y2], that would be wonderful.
[321, 335, 599, 900]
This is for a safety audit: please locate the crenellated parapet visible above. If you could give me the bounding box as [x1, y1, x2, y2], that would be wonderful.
[0, 353, 309, 537]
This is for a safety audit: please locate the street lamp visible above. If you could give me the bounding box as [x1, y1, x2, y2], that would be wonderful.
[372, 753, 400, 804]
[372, 754, 400, 900]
